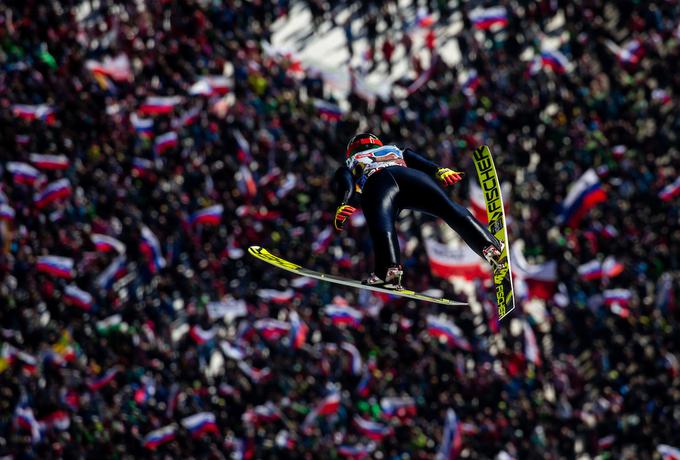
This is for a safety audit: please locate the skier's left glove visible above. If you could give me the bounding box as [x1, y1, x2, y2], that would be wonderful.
[436, 168, 464, 187]
[334, 204, 356, 231]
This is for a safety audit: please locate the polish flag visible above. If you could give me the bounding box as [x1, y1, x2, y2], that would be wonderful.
[424, 237, 488, 280]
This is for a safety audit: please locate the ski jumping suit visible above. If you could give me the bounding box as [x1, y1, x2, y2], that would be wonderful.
[332, 144, 500, 279]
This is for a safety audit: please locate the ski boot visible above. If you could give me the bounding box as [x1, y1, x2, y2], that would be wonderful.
[362, 265, 404, 290]
[483, 242, 505, 270]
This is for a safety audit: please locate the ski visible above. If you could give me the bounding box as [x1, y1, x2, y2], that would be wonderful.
[248, 246, 468, 306]
[472, 145, 516, 320]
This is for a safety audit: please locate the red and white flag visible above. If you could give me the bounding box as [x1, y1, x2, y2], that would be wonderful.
[424, 237, 488, 280]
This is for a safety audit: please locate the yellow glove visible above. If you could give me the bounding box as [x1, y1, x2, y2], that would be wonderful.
[334, 204, 357, 231]
[436, 168, 464, 187]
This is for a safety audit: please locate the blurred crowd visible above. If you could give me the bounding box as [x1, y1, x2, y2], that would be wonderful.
[0, 0, 679, 459]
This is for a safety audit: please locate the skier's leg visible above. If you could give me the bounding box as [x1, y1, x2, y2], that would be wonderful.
[360, 170, 403, 283]
[394, 168, 501, 259]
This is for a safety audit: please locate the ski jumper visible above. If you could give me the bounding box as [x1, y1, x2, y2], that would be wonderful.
[332, 145, 500, 279]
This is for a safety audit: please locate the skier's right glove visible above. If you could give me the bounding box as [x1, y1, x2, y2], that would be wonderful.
[334, 204, 356, 231]
[436, 168, 464, 187]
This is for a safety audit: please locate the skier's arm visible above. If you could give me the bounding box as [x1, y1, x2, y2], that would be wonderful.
[332, 166, 359, 231]
[403, 148, 464, 187]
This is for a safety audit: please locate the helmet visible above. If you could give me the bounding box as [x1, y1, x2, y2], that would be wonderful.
[346, 133, 383, 158]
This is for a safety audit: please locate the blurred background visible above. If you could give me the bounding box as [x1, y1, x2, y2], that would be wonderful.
[0, 0, 679, 459]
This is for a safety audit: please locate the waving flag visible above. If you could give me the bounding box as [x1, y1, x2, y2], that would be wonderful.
[356, 372, 372, 397]
[289, 310, 309, 349]
[511, 244, 557, 300]
[63, 285, 94, 311]
[190, 205, 223, 226]
[14, 406, 42, 443]
[324, 304, 363, 327]
[435, 409, 463, 460]
[462, 70, 480, 97]
[341, 342, 363, 375]
[380, 396, 417, 419]
[243, 402, 281, 425]
[560, 169, 607, 227]
[470, 6, 508, 30]
[338, 443, 376, 460]
[85, 54, 133, 81]
[407, 54, 438, 95]
[140, 96, 182, 115]
[0, 204, 15, 222]
[578, 257, 624, 281]
[12, 104, 55, 123]
[154, 131, 178, 155]
[132, 157, 154, 178]
[220, 341, 247, 361]
[40, 410, 70, 431]
[207, 297, 247, 322]
[236, 165, 257, 198]
[540, 50, 571, 73]
[96, 255, 127, 289]
[312, 226, 333, 253]
[313, 99, 344, 121]
[89, 367, 118, 391]
[189, 76, 230, 96]
[233, 129, 253, 165]
[254, 319, 290, 340]
[658, 444, 680, 460]
[174, 106, 200, 127]
[424, 238, 487, 280]
[238, 362, 272, 384]
[96, 314, 126, 335]
[140, 226, 166, 271]
[603, 289, 632, 306]
[29, 154, 69, 170]
[256, 288, 294, 303]
[143, 425, 176, 449]
[313, 390, 342, 416]
[189, 325, 216, 345]
[91, 234, 126, 254]
[468, 181, 487, 223]
[36, 256, 74, 279]
[7, 162, 42, 185]
[426, 315, 472, 351]
[130, 113, 154, 138]
[34, 179, 72, 209]
[607, 38, 645, 66]
[353, 416, 392, 440]
[181, 412, 219, 438]
[523, 321, 541, 366]
[659, 177, 680, 202]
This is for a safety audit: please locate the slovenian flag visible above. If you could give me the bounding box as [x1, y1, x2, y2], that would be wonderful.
[435, 409, 463, 460]
[380, 396, 417, 419]
[36, 255, 74, 279]
[139, 96, 182, 115]
[154, 131, 178, 155]
[470, 6, 508, 30]
[130, 113, 154, 138]
[29, 154, 69, 170]
[315, 390, 342, 416]
[190, 204, 223, 226]
[143, 425, 176, 449]
[312, 227, 333, 253]
[338, 443, 376, 459]
[63, 285, 94, 311]
[426, 315, 472, 351]
[233, 129, 253, 164]
[34, 179, 72, 209]
[0, 204, 15, 222]
[236, 165, 257, 198]
[91, 233, 126, 254]
[254, 319, 290, 341]
[132, 157, 154, 177]
[603, 289, 631, 306]
[523, 321, 541, 366]
[540, 50, 571, 74]
[313, 99, 344, 121]
[324, 304, 363, 328]
[238, 361, 272, 384]
[353, 416, 392, 440]
[462, 70, 480, 97]
[341, 342, 363, 375]
[189, 325, 216, 345]
[559, 169, 607, 227]
[256, 288, 295, 303]
[189, 76, 230, 96]
[658, 444, 680, 460]
[96, 255, 127, 290]
[181, 412, 219, 438]
[577, 257, 624, 281]
[140, 226, 166, 272]
[89, 367, 118, 391]
[289, 310, 309, 349]
[659, 176, 680, 202]
[7, 162, 42, 186]
[12, 104, 56, 123]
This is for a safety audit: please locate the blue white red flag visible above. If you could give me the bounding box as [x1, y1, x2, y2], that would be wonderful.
[559, 169, 607, 227]
[469, 7, 508, 30]
[36, 256, 74, 279]
[190, 205, 223, 226]
[435, 408, 463, 460]
[324, 304, 363, 328]
[34, 179, 72, 209]
[426, 315, 472, 351]
[143, 425, 176, 449]
[181, 412, 219, 438]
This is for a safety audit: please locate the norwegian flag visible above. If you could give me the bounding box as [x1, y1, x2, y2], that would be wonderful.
[63, 285, 94, 311]
[353, 416, 392, 440]
[324, 304, 363, 328]
[189, 76, 230, 96]
[88, 367, 119, 391]
[7, 162, 42, 186]
[12, 104, 56, 123]
[29, 154, 69, 170]
[289, 310, 309, 349]
[426, 315, 472, 351]
[469, 6, 508, 30]
[658, 444, 680, 460]
[34, 179, 72, 209]
[380, 396, 417, 420]
[256, 288, 295, 303]
[130, 113, 154, 138]
[154, 131, 178, 155]
[181, 412, 219, 438]
[435, 409, 463, 460]
[254, 318, 291, 340]
[0, 204, 15, 222]
[190, 205, 223, 226]
[341, 342, 363, 375]
[91, 233, 126, 254]
[140, 225, 166, 272]
[523, 321, 541, 366]
[143, 425, 176, 449]
[238, 362, 272, 384]
[659, 177, 680, 202]
[36, 256, 74, 279]
[139, 96, 182, 115]
[189, 325, 216, 345]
